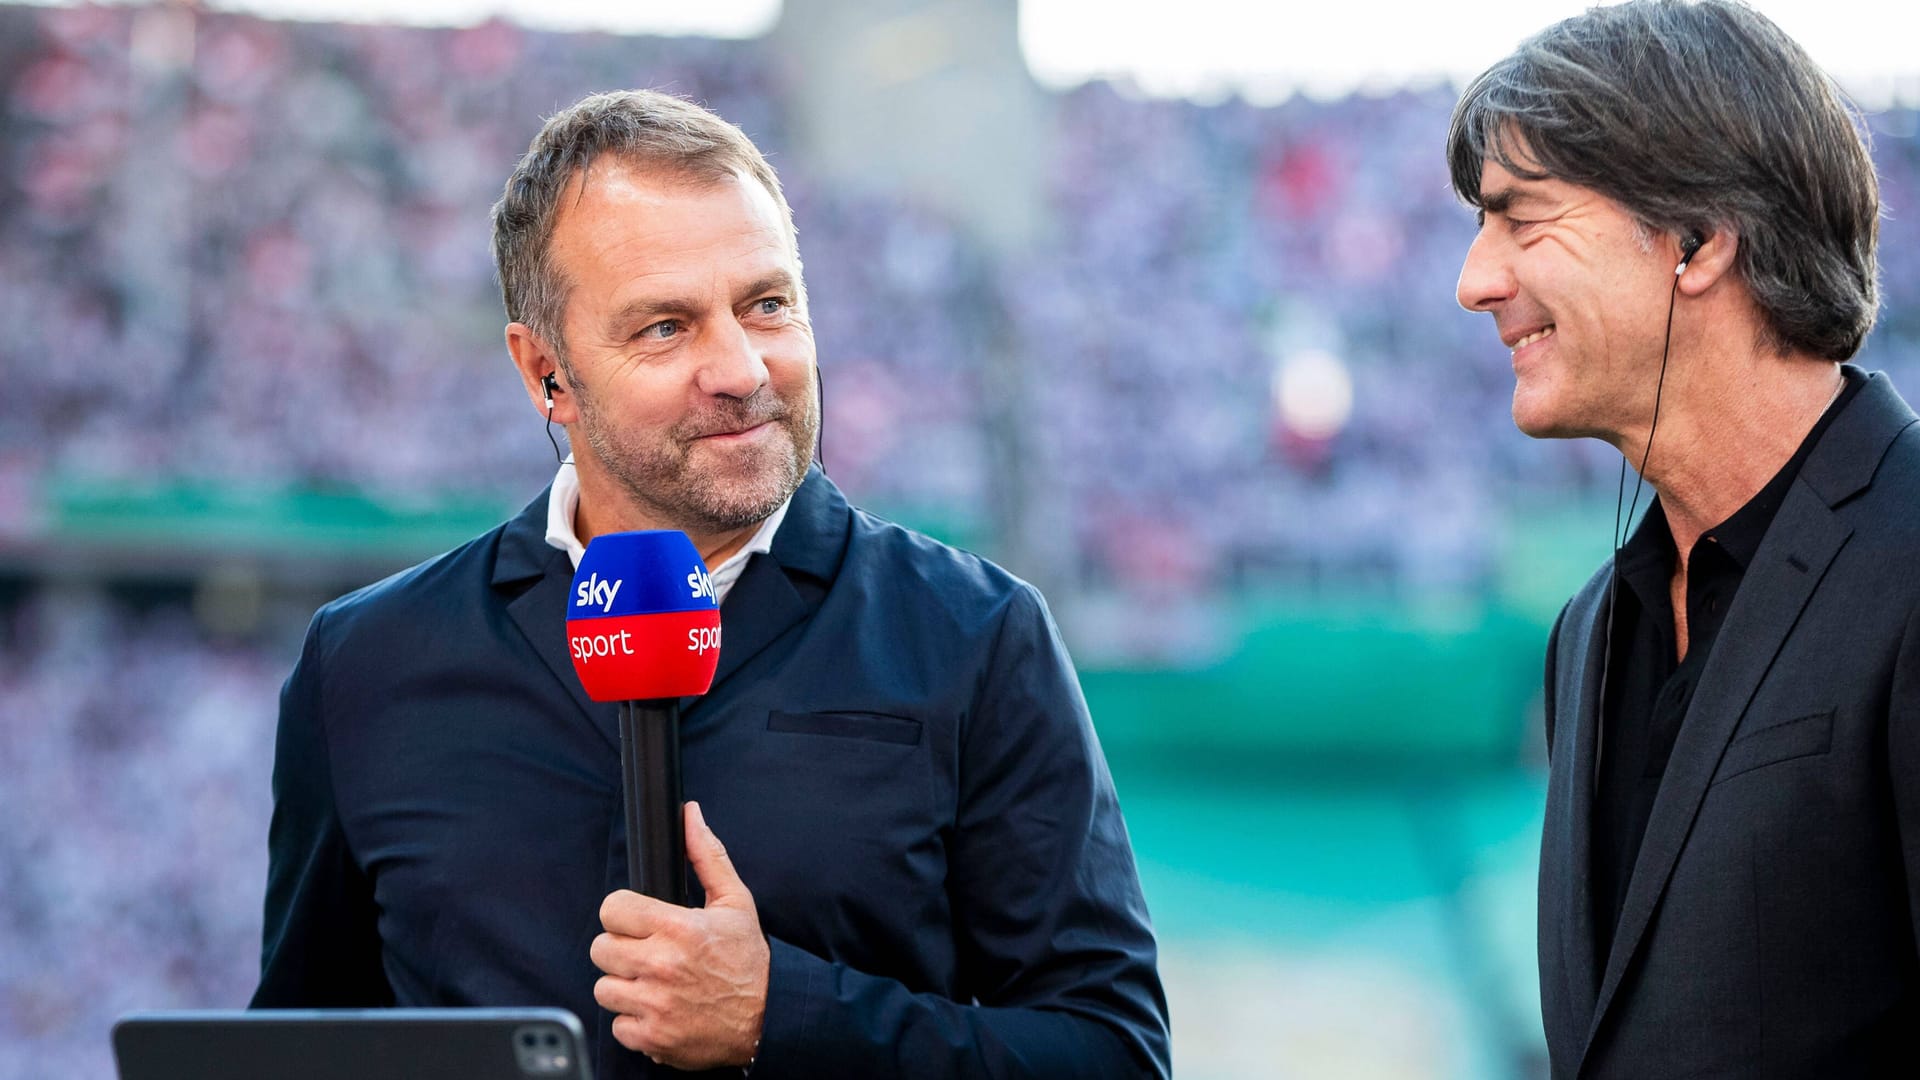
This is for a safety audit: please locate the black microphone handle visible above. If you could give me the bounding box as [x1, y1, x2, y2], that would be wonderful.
[619, 699, 686, 904]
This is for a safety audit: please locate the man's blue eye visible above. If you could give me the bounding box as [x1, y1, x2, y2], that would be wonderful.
[757, 298, 786, 314]
[641, 321, 678, 340]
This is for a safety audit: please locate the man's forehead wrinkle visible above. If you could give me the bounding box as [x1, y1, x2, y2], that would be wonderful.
[598, 252, 797, 318]
[578, 160, 800, 266]
[594, 233, 795, 285]
[582, 191, 791, 254]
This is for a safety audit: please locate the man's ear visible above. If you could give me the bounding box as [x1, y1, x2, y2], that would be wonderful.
[1676, 228, 1737, 297]
[506, 322, 576, 424]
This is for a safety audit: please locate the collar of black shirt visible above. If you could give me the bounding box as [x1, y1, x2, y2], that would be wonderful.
[1617, 366, 1865, 582]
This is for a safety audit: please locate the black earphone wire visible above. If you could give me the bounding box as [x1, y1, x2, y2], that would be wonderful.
[1620, 275, 1682, 546]
[546, 402, 567, 466]
[1594, 266, 1684, 788]
[813, 362, 826, 474]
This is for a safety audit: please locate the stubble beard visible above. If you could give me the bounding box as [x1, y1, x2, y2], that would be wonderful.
[575, 380, 818, 535]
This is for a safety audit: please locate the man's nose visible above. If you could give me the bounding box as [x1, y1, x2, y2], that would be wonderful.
[693, 320, 770, 399]
[1456, 228, 1516, 313]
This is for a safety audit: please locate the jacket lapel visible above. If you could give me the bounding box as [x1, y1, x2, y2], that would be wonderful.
[698, 555, 809, 701]
[493, 488, 615, 750]
[1579, 368, 1916, 1065]
[689, 466, 852, 704]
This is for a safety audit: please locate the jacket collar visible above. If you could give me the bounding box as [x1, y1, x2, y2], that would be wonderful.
[488, 466, 853, 724]
[491, 465, 850, 588]
[493, 487, 560, 587]
[764, 465, 853, 584]
[1798, 366, 1918, 508]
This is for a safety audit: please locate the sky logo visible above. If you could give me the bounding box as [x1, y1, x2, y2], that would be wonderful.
[688, 565, 716, 602]
[575, 572, 623, 614]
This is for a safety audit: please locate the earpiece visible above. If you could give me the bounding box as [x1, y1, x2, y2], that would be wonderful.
[541, 373, 566, 465]
[1676, 230, 1704, 274]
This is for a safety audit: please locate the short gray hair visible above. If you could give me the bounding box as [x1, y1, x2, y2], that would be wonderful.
[490, 89, 797, 358]
[1448, 0, 1880, 361]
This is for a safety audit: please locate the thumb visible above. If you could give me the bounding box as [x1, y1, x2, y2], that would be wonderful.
[686, 801, 752, 911]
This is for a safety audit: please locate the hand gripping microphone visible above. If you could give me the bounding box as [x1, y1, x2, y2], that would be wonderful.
[566, 531, 722, 903]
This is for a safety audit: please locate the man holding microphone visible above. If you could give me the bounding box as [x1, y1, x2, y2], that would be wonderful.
[252, 89, 1169, 1079]
[1454, 2, 1920, 1074]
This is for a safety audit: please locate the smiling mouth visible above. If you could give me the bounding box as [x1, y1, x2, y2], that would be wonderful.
[1511, 325, 1556, 352]
[695, 420, 774, 441]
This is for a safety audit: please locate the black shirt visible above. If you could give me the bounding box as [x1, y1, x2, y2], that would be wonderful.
[1592, 369, 1865, 963]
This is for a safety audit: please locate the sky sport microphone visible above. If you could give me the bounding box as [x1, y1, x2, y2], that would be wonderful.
[566, 530, 721, 904]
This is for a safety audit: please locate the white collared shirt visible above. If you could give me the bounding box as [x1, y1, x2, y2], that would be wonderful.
[544, 459, 791, 605]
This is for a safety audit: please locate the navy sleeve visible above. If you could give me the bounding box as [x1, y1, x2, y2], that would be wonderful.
[749, 584, 1171, 1078]
[251, 608, 393, 1007]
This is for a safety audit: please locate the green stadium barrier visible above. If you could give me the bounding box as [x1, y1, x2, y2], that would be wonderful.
[1081, 597, 1547, 763]
[46, 483, 1602, 765]
[50, 480, 516, 557]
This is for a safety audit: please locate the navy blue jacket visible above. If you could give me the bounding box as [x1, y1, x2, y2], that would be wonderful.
[252, 468, 1171, 1079]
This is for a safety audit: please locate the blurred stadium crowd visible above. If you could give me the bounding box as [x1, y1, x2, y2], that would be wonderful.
[7, 4, 1920, 1076]
[18, 4, 1920, 594]
[0, 589, 278, 1077]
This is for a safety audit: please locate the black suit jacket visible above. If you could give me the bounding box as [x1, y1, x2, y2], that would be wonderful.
[251, 468, 1171, 1079]
[1538, 370, 1920, 1078]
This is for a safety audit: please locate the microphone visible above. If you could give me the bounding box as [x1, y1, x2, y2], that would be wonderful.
[566, 531, 722, 904]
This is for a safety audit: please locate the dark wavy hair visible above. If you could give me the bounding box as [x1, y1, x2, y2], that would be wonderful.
[1448, 0, 1880, 360]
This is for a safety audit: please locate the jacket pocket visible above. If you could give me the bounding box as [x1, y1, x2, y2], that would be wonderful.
[1711, 709, 1834, 785]
[767, 710, 922, 746]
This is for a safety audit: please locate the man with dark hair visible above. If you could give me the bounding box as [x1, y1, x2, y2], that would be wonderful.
[252, 89, 1170, 1079]
[1453, 1, 1920, 1075]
